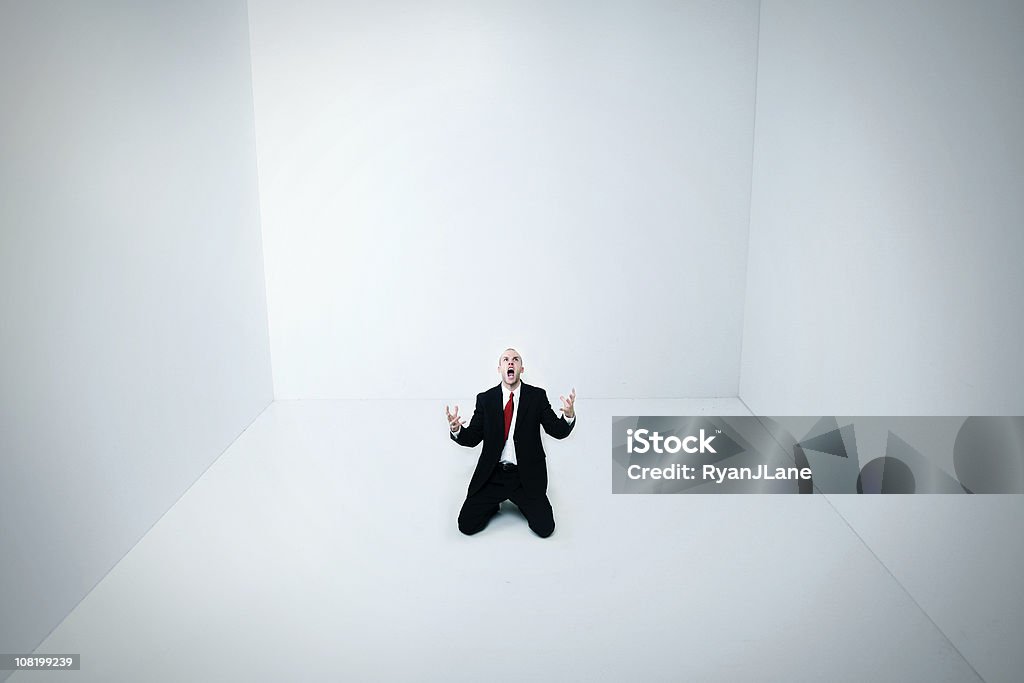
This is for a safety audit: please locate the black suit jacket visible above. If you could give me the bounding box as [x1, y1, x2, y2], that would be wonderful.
[451, 382, 575, 497]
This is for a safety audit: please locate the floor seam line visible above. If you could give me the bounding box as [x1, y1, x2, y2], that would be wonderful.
[745, 410, 987, 683]
[818, 494, 987, 682]
[21, 398, 275, 662]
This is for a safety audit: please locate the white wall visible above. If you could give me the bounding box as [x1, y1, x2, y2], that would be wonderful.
[740, 9, 1024, 679]
[249, 0, 761, 399]
[0, 0, 272, 661]
[740, 0, 1024, 414]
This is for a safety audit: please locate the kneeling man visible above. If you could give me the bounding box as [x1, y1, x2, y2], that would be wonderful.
[446, 348, 576, 538]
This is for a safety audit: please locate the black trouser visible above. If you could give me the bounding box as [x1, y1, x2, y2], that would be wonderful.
[458, 463, 555, 538]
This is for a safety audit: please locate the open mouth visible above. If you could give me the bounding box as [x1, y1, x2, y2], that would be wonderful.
[507, 368, 515, 379]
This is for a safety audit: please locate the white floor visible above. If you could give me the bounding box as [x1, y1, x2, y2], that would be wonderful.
[12, 399, 1023, 682]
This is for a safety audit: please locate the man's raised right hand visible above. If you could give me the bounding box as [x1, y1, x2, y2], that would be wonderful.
[445, 405, 466, 433]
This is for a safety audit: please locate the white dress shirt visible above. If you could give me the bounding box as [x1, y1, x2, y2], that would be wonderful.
[499, 383, 520, 465]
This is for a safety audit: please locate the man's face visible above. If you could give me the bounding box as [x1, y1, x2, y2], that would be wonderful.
[498, 348, 523, 387]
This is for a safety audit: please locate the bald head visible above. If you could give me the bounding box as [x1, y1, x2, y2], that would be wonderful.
[498, 348, 524, 388]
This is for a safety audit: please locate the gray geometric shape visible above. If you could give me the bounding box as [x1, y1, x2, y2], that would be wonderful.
[953, 417, 1024, 493]
[883, 430, 964, 494]
[857, 456, 916, 494]
[797, 423, 853, 459]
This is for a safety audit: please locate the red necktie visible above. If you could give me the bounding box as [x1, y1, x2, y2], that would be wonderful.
[504, 391, 514, 441]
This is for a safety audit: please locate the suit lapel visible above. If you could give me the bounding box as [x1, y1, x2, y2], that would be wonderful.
[513, 383, 530, 434]
[492, 385, 504, 431]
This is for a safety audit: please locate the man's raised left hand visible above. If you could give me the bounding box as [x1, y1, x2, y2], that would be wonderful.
[559, 388, 576, 419]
